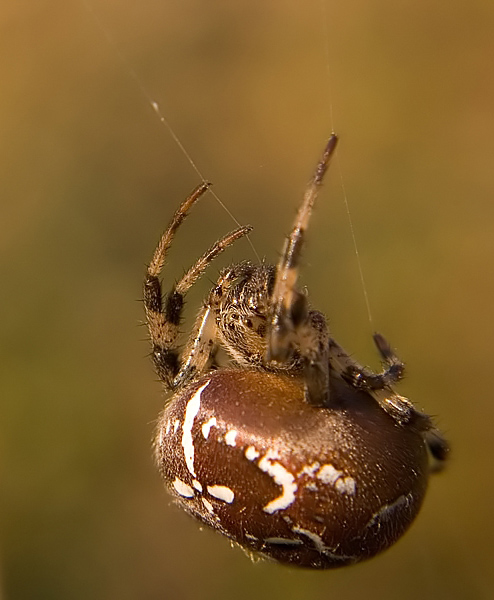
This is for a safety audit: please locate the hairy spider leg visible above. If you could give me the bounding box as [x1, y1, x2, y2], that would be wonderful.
[144, 183, 210, 367]
[171, 262, 254, 389]
[327, 335, 450, 464]
[371, 333, 406, 385]
[328, 334, 405, 393]
[143, 183, 251, 389]
[298, 310, 332, 406]
[425, 429, 450, 468]
[147, 183, 211, 278]
[266, 134, 338, 406]
[327, 336, 416, 418]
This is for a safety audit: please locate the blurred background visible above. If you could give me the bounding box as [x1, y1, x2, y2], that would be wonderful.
[1, 1, 493, 598]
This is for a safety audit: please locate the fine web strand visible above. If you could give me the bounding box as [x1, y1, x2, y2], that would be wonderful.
[335, 156, 374, 327]
[80, 0, 260, 262]
[320, 0, 374, 328]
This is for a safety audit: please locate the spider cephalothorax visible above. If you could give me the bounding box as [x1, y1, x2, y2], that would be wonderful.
[144, 135, 448, 569]
[212, 262, 276, 368]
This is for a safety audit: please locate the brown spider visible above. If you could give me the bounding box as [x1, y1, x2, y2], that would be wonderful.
[144, 135, 448, 569]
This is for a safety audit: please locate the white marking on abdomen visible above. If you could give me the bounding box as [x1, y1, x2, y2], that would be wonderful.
[317, 464, 357, 495]
[292, 526, 325, 552]
[157, 428, 164, 447]
[298, 462, 321, 477]
[207, 485, 235, 504]
[317, 464, 341, 485]
[335, 476, 356, 495]
[258, 450, 297, 514]
[265, 537, 303, 546]
[245, 446, 260, 461]
[201, 498, 215, 514]
[292, 526, 352, 561]
[181, 380, 210, 477]
[224, 429, 238, 446]
[366, 493, 411, 528]
[172, 477, 194, 498]
[201, 416, 217, 439]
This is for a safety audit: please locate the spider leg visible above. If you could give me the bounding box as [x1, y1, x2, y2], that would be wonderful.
[267, 135, 337, 362]
[298, 310, 331, 406]
[425, 429, 450, 471]
[331, 333, 405, 392]
[147, 183, 211, 279]
[331, 334, 450, 465]
[329, 335, 431, 432]
[144, 184, 209, 370]
[143, 183, 252, 389]
[371, 333, 406, 385]
[266, 135, 338, 406]
[169, 302, 218, 390]
[171, 263, 253, 388]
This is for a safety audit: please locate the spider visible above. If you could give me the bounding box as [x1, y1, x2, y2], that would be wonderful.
[144, 135, 448, 569]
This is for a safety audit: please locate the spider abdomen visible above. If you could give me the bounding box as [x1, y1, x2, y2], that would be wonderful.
[155, 369, 430, 569]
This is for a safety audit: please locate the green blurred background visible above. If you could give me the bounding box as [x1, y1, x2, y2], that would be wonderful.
[1, 1, 493, 598]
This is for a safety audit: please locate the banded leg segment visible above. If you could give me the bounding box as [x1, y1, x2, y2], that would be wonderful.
[328, 334, 405, 392]
[266, 135, 338, 406]
[144, 183, 210, 359]
[299, 311, 331, 406]
[143, 184, 252, 389]
[147, 183, 211, 279]
[267, 136, 337, 362]
[331, 333, 450, 460]
[172, 262, 254, 388]
[329, 335, 427, 427]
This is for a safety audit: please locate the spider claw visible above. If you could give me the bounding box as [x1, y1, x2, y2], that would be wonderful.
[373, 332, 393, 360]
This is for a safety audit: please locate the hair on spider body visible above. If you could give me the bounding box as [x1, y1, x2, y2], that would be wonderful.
[144, 135, 448, 569]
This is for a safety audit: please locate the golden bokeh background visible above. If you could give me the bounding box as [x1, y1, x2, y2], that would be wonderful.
[1, 1, 493, 598]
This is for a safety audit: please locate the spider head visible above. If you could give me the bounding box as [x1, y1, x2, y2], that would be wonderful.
[215, 262, 278, 367]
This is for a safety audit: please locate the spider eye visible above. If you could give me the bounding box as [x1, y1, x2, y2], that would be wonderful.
[155, 369, 430, 569]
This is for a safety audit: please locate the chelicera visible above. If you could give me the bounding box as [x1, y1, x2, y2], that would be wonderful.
[144, 135, 448, 569]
